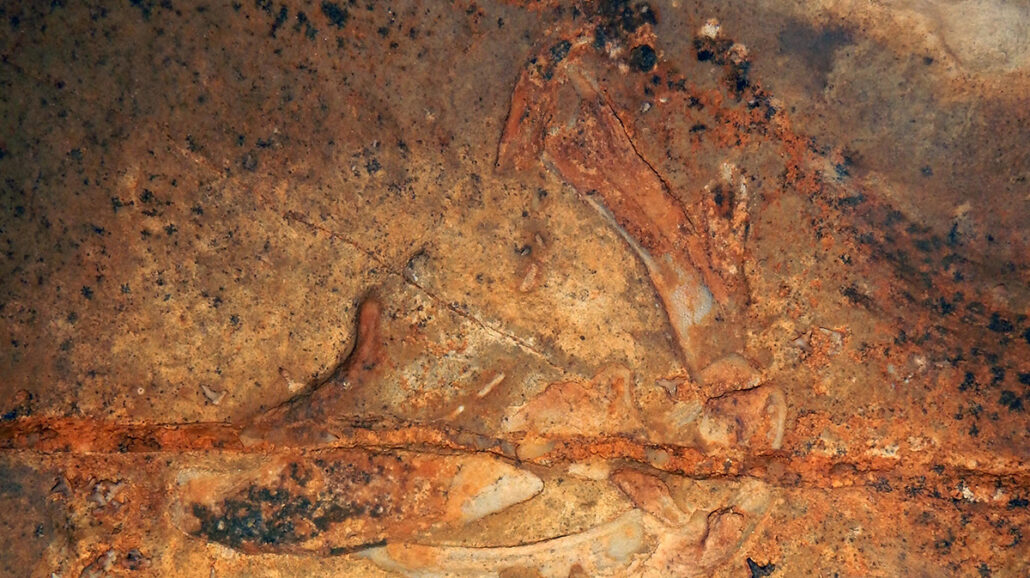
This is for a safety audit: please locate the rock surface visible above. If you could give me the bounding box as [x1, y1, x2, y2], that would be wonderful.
[0, 0, 1027, 576]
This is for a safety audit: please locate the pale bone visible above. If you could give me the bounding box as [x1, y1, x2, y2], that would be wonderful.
[361, 471, 773, 577]
[582, 193, 715, 351]
[447, 457, 544, 523]
[503, 366, 643, 437]
[503, 367, 785, 452]
[360, 510, 650, 577]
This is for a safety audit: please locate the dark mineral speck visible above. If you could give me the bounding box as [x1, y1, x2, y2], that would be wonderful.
[747, 557, 776, 577]
[629, 44, 657, 72]
[987, 313, 1014, 333]
[321, 1, 349, 28]
[550, 40, 572, 63]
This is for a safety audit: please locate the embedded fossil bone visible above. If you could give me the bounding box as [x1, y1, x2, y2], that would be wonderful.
[239, 296, 386, 448]
[3, 2, 1029, 576]
[503, 366, 785, 451]
[497, 42, 749, 378]
[359, 469, 772, 577]
[502, 365, 644, 437]
[494, 28, 785, 458]
[614, 469, 773, 577]
[360, 510, 650, 577]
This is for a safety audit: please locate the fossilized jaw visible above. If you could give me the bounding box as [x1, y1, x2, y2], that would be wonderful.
[169, 426, 776, 574]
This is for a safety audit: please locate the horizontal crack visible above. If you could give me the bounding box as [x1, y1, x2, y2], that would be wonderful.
[2, 416, 1026, 507]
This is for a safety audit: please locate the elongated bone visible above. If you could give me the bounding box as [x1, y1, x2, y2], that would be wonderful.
[359, 470, 773, 577]
[498, 47, 745, 374]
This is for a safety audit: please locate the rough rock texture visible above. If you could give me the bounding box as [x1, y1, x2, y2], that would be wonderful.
[0, 0, 1027, 576]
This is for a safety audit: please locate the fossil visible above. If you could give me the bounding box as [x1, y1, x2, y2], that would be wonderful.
[1, 1, 1027, 577]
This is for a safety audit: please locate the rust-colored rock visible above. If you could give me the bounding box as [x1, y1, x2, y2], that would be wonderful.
[0, 0, 1027, 576]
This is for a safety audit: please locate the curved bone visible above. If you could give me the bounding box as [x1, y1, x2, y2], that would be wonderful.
[498, 45, 749, 374]
[240, 296, 385, 447]
[359, 510, 650, 577]
[360, 470, 773, 577]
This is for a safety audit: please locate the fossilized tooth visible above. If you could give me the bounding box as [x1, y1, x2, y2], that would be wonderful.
[695, 353, 763, 399]
[446, 453, 544, 523]
[169, 450, 543, 556]
[631, 354, 785, 451]
[239, 296, 386, 447]
[497, 42, 747, 375]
